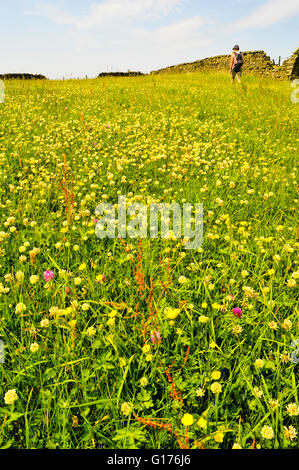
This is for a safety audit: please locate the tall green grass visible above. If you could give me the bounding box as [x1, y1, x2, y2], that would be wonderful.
[0, 72, 298, 449]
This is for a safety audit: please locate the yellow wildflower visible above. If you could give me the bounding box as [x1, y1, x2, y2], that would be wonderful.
[164, 307, 180, 320]
[181, 413, 194, 426]
[4, 389, 18, 405]
[211, 371, 221, 380]
[210, 382, 222, 394]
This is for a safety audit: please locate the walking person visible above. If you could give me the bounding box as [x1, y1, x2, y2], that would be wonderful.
[230, 45, 243, 84]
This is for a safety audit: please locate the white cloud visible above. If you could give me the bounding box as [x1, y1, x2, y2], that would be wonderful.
[135, 15, 211, 43]
[24, 0, 214, 75]
[67, 14, 213, 72]
[152, 16, 209, 39]
[233, 0, 299, 29]
[27, 0, 184, 29]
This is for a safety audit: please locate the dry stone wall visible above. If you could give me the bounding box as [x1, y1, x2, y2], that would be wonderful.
[279, 48, 299, 79]
[0, 73, 47, 80]
[97, 71, 144, 77]
[151, 48, 299, 80]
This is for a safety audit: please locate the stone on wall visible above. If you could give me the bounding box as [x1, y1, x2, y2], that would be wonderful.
[151, 48, 299, 80]
[97, 72, 144, 77]
[280, 48, 299, 79]
[0, 73, 47, 80]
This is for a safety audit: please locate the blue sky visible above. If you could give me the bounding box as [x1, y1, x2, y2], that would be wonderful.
[1, 0, 299, 79]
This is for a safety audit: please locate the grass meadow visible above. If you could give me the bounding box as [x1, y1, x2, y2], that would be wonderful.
[0, 72, 298, 449]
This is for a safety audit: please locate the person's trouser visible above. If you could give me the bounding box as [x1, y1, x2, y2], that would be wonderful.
[231, 69, 242, 79]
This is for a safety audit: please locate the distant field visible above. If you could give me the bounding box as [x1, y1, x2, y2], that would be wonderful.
[0, 72, 298, 449]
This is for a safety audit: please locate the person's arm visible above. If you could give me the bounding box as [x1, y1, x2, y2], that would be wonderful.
[230, 53, 235, 72]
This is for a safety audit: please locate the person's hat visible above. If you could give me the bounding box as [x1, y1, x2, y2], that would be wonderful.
[233, 45, 240, 50]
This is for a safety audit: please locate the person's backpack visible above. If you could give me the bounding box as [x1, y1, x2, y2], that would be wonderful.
[233, 52, 243, 72]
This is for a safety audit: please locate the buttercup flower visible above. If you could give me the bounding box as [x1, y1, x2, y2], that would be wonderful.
[142, 344, 151, 354]
[199, 315, 209, 323]
[107, 317, 115, 326]
[214, 431, 224, 443]
[197, 416, 207, 428]
[96, 274, 106, 284]
[211, 371, 221, 380]
[108, 310, 117, 318]
[181, 413, 194, 426]
[164, 307, 180, 320]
